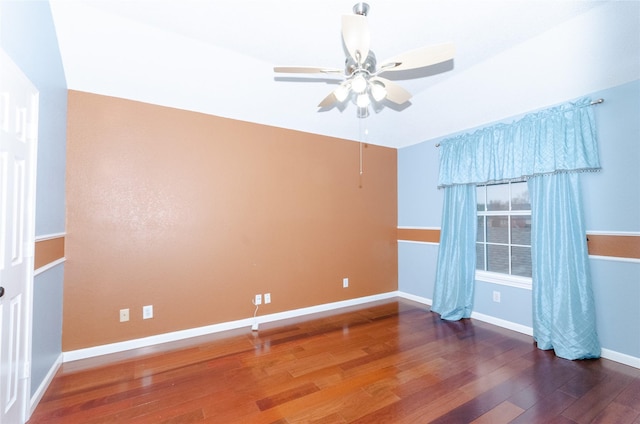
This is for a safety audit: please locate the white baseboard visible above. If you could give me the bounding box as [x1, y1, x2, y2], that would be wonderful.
[396, 291, 639, 369]
[470, 311, 534, 336]
[28, 353, 63, 419]
[63, 292, 399, 363]
[601, 348, 640, 369]
[469, 314, 640, 368]
[396, 292, 432, 305]
[62, 290, 639, 370]
[395, 292, 534, 335]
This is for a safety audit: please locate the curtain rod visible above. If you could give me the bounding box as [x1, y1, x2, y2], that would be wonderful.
[435, 98, 605, 147]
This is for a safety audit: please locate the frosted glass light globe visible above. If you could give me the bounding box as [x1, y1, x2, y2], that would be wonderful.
[356, 93, 370, 108]
[351, 74, 367, 94]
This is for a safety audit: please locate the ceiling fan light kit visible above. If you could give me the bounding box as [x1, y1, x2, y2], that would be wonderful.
[274, 3, 455, 118]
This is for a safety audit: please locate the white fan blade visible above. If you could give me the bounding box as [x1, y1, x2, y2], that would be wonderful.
[318, 91, 337, 108]
[379, 42, 455, 73]
[370, 77, 412, 104]
[342, 14, 370, 64]
[274, 66, 342, 74]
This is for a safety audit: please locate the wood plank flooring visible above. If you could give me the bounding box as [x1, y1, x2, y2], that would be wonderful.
[28, 299, 640, 423]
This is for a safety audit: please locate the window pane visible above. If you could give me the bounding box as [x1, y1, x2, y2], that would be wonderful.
[476, 182, 531, 281]
[477, 186, 486, 211]
[487, 245, 509, 274]
[476, 243, 485, 270]
[511, 182, 531, 210]
[487, 184, 509, 211]
[487, 216, 508, 243]
[511, 246, 532, 277]
[511, 215, 531, 245]
[477, 216, 485, 242]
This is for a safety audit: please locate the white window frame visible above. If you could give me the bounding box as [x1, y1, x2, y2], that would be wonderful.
[476, 181, 532, 290]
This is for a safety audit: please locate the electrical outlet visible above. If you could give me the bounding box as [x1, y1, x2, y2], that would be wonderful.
[264, 293, 271, 304]
[143, 305, 153, 319]
[119, 308, 129, 322]
[255, 294, 262, 305]
[343, 277, 349, 288]
[492, 291, 501, 303]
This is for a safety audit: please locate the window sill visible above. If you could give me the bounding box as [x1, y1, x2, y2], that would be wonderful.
[475, 271, 532, 290]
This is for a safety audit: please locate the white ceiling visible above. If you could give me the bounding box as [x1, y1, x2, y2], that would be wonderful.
[49, 0, 639, 148]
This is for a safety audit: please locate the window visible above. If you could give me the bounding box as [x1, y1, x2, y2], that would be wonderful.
[476, 181, 532, 287]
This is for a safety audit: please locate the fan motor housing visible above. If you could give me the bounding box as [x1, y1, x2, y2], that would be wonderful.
[345, 51, 377, 76]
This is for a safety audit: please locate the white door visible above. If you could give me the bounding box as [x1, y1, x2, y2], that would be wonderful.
[0, 49, 38, 424]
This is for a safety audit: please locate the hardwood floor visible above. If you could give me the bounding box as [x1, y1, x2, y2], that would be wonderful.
[28, 299, 640, 423]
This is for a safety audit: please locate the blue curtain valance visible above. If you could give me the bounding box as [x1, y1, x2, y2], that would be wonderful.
[438, 98, 600, 188]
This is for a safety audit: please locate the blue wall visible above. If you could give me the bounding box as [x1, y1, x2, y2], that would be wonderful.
[1, 1, 67, 396]
[398, 80, 640, 362]
[32, 266, 65, 391]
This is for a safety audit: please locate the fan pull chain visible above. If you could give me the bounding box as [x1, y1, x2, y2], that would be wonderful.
[360, 141, 363, 176]
[359, 141, 363, 188]
[358, 121, 368, 188]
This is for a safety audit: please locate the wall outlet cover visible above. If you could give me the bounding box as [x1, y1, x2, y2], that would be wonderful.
[143, 305, 153, 319]
[492, 291, 501, 303]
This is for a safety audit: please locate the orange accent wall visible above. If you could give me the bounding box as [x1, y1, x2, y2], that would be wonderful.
[35, 237, 65, 270]
[64, 91, 398, 351]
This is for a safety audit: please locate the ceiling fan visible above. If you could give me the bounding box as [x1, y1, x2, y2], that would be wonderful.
[274, 2, 455, 118]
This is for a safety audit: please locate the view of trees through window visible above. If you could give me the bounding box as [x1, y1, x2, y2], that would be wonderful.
[476, 181, 532, 278]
